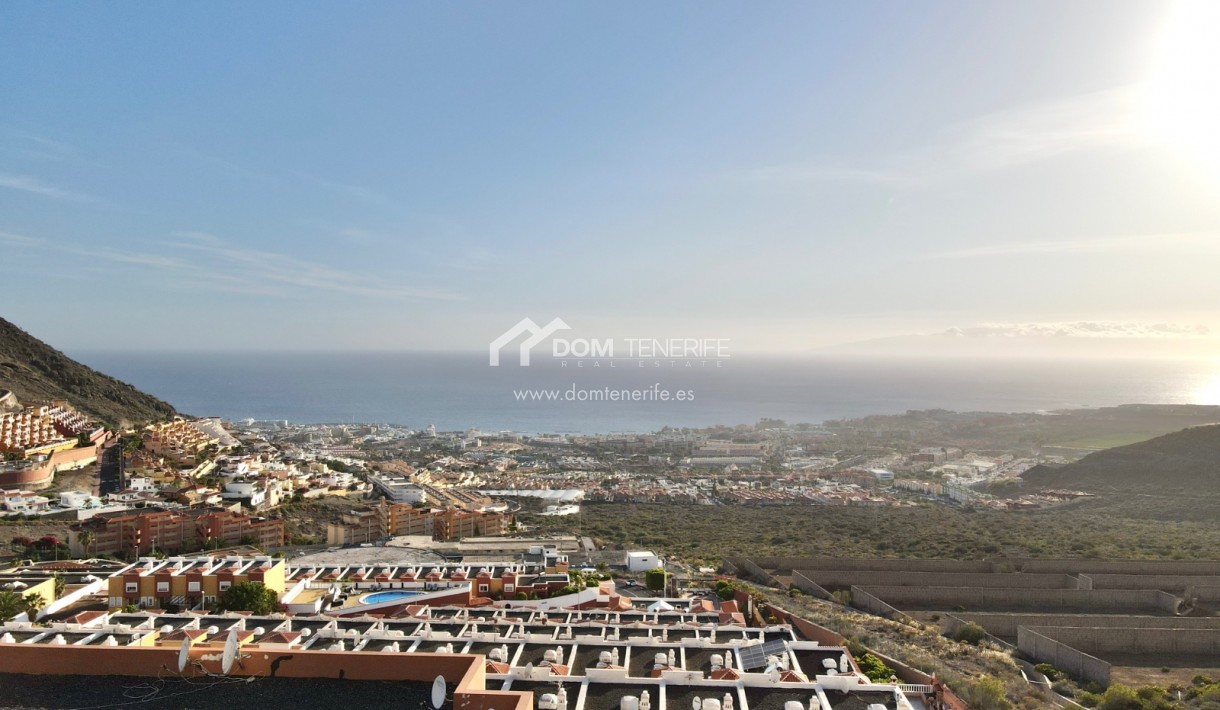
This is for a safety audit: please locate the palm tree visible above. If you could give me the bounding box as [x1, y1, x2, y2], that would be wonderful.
[22, 592, 44, 618]
[0, 590, 24, 621]
[78, 530, 94, 559]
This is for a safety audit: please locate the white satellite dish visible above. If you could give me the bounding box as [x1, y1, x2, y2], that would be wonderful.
[177, 637, 191, 672]
[221, 629, 239, 675]
[431, 675, 447, 709]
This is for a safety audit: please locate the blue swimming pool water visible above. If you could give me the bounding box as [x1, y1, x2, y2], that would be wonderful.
[361, 590, 421, 605]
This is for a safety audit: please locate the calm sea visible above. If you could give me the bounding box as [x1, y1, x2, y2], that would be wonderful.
[70, 350, 1220, 434]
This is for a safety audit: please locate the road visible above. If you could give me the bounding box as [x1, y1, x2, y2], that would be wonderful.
[97, 439, 122, 496]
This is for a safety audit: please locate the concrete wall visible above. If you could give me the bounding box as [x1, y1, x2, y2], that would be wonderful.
[854, 585, 1178, 613]
[1017, 627, 1111, 686]
[948, 612, 1220, 638]
[746, 557, 992, 574]
[744, 556, 1220, 576]
[1083, 574, 1220, 591]
[726, 557, 782, 588]
[1023, 625, 1220, 656]
[1187, 586, 1220, 603]
[849, 586, 915, 622]
[799, 569, 1075, 591]
[790, 571, 833, 600]
[1008, 559, 1220, 576]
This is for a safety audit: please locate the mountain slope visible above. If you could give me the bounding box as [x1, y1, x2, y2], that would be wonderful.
[1022, 424, 1220, 495]
[0, 317, 177, 427]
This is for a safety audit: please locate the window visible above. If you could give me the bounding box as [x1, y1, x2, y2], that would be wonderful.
[478, 584, 489, 593]
[156, 582, 169, 593]
[187, 581, 201, 592]
[125, 582, 138, 593]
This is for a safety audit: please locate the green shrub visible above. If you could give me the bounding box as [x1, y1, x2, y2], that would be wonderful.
[1095, 684, 1141, 710]
[1051, 679, 1077, 697]
[958, 675, 1013, 710]
[855, 653, 894, 683]
[952, 621, 988, 645]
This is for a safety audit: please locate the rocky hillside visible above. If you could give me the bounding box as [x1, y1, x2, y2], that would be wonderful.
[1023, 424, 1220, 496]
[0, 317, 177, 427]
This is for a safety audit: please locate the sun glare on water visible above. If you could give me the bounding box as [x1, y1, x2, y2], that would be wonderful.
[1190, 370, 1220, 406]
[1144, 0, 1220, 176]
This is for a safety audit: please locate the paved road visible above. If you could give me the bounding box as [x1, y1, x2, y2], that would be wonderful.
[97, 440, 122, 496]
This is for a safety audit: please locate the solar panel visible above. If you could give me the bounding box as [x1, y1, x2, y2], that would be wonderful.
[737, 639, 789, 670]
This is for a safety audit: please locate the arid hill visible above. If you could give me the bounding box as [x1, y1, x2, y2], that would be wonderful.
[1022, 424, 1220, 496]
[0, 317, 177, 427]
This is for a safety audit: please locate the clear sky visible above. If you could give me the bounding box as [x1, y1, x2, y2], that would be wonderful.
[2, 1, 1219, 352]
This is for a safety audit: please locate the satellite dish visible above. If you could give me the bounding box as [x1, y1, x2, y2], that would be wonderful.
[221, 629, 239, 675]
[431, 675, 447, 709]
[177, 637, 191, 672]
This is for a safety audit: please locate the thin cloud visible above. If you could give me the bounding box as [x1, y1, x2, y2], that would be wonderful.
[0, 173, 104, 203]
[0, 230, 41, 247]
[739, 84, 1144, 187]
[164, 232, 465, 301]
[0, 229, 186, 268]
[305, 174, 400, 210]
[177, 147, 283, 186]
[0, 127, 77, 161]
[943, 321, 1212, 339]
[924, 232, 1219, 260]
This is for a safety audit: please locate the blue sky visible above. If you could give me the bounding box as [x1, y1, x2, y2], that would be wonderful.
[3, 1, 1219, 352]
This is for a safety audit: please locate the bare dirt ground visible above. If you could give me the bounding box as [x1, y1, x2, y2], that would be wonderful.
[279, 495, 373, 542]
[1108, 656, 1220, 688]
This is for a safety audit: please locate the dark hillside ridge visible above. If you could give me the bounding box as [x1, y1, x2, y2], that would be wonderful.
[1023, 424, 1220, 495]
[0, 317, 177, 427]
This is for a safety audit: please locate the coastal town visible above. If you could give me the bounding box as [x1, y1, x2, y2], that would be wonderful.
[1, 390, 1104, 560]
[6, 388, 1220, 709]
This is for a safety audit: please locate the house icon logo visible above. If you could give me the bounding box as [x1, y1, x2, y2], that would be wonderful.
[489, 317, 571, 366]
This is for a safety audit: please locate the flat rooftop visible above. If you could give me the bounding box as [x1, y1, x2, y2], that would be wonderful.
[0, 674, 434, 709]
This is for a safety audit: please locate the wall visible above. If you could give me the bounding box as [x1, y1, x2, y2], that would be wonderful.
[1017, 627, 1112, 686]
[0, 463, 54, 490]
[854, 585, 1177, 613]
[727, 557, 781, 588]
[849, 586, 915, 622]
[1022, 625, 1220, 656]
[743, 557, 992, 574]
[789, 571, 833, 601]
[947, 612, 1220, 638]
[798, 569, 1075, 591]
[1187, 586, 1220, 603]
[1081, 574, 1220, 591]
[742, 556, 1220, 576]
[1007, 559, 1220, 576]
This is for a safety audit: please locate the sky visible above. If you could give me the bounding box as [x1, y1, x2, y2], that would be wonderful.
[3, 1, 1220, 353]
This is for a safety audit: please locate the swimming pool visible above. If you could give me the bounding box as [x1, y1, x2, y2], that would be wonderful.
[360, 590, 421, 605]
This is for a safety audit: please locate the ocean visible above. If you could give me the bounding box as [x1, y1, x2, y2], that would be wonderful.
[71, 350, 1220, 434]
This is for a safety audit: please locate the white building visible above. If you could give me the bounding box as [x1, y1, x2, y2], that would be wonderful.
[368, 472, 428, 504]
[58, 490, 93, 509]
[626, 551, 662, 572]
